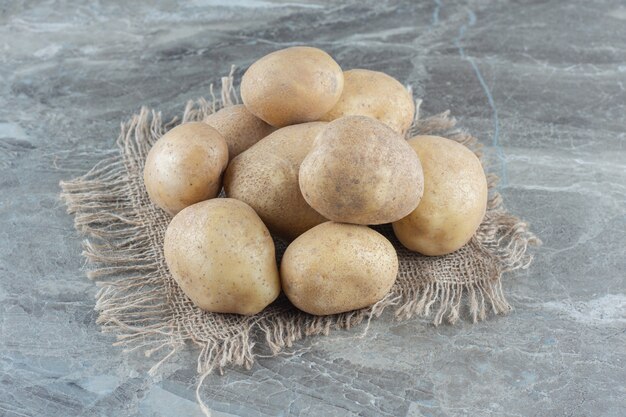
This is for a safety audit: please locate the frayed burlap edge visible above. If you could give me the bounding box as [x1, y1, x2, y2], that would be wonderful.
[389, 102, 542, 324]
[60, 70, 540, 384]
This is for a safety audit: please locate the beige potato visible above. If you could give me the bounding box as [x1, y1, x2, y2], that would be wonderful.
[223, 122, 328, 240]
[240, 46, 344, 127]
[143, 122, 228, 216]
[320, 69, 415, 134]
[392, 135, 488, 256]
[281, 222, 398, 315]
[164, 198, 280, 315]
[204, 104, 275, 160]
[299, 116, 424, 225]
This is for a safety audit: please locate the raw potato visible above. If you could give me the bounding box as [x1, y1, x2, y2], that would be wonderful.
[241, 46, 344, 127]
[320, 69, 415, 134]
[392, 135, 488, 256]
[143, 122, 228, 216]
[164, 198, 280, 315]
[281, 222, 398, 315]
[224, 122, 328, 240]
[204, 104, 275, 160]
[299, 116, 424, 225]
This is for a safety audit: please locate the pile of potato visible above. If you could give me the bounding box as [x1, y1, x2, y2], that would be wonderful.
[143, 46, 488, 316]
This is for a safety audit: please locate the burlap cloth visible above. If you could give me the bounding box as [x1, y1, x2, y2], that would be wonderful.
[60, 74, 539, 380]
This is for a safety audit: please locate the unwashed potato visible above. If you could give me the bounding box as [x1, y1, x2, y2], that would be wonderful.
[320, 69, 415, 135]
[143, 122, 228, 216]
[281, 222, 398, 315]
[392, 135, 488, 256]
[240, 46, 344, 127]
[224, 122, 328, 240]
[204, 104, 275, 160]
[299, 116, 424, 225]
[164, 198, 280, 315]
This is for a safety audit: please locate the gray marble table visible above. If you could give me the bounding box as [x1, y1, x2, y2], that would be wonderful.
[1, 1, 625, 416]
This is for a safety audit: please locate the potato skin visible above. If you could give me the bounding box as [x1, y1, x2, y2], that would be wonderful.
[143, 122, 228, 216]
[392, 135, 488, 256]
[204, 104, 275, 160]
[241, 46, 344, 127]
[223, 122, 328, 240]
[164, 198, 280, 315]
[320, 69, 415, 135]
[299, 116, 424, 225]
[281, 222, 398, 315]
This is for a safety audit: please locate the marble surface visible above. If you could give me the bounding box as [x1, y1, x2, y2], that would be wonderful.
[1, 0, 625, 416]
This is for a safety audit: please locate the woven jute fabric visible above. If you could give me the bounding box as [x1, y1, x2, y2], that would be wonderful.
[60, 75, 539, 378]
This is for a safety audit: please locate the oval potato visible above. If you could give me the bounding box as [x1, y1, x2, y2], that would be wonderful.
[281, 222, 398, 315]
[299, 116, 424, 225]
[204, 104, 275, 160]
[241, 46, 344, 127]
[392, 135, 488, 256]
[320, 69, 415, 134]
[143, 122, 228, 216]
[224, 122, 328, 240]
[164, 198, 280, 315]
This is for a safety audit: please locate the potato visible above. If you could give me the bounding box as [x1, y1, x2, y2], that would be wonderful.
[223, 122, 328, 240]
[320, 69, 415, 135]
[240, 46, 344, 127]
[204, 104, 275, 160]
[392, 135, 488, 256]
[143, 122, 228, 216]
[280, 222, 398, 315]
[164, 198, 280, 315]
[299, 116, 424, 225]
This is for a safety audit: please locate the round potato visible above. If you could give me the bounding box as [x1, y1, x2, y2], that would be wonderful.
[240, 46, 344, 127]
[224, 122, 328, 240]
[143, 122, 228, 216]
[299, 116, 424, 225]
[320, 69, 415, 134]
[164, 198, 280, 315]
[204, 104, 275, 160]
[281, 222, 398, 315]
[392, 135, 488, 256]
